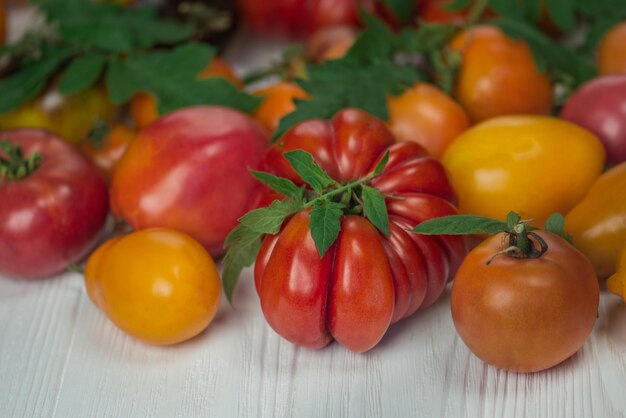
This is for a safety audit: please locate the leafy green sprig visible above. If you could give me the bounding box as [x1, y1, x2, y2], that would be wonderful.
[0, 0, 260, 116]
[222, 149, 390, 302]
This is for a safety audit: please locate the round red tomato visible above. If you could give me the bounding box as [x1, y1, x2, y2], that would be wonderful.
[0, 129, 109, 279]
[255, 109, 467, 352]
[451, 231, 599, 372]
[110, 106, 269, 258]
[561, 75, 626, 165]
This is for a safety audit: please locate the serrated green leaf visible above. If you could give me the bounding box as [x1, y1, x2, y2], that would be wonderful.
[283, 150, 337, 194]
[545, 0, 577, 32]
[251, 170, 303, 202]
[361, 185, 390, 237]
[238, 199, 301, 235]
[309, 200, 345, 258]
[58, 54, 106, 95]
[506, 211, 521, 229]
[400, 22, 460, 53]
[0, 47, 72, 114]
[222, 228, 262, 304]
[412, 215, 508, 235]
[544, 212, 573, 243]
[105, 43, 261, 115]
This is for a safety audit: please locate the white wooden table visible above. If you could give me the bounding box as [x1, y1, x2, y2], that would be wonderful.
[3, 7, 626, 418]
[1, 269, 626, 418]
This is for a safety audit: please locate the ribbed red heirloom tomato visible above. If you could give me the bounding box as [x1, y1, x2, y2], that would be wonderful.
[0, 130, 109, 279]
[111, 106, 269, 258]
[254, 109, 467, 352]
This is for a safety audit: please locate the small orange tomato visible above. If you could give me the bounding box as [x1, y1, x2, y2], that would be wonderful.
[306, 25, 357, 63]
[130, 57, 242, 129]
[449, 25, 553, 123]
[597, 21, 626, 75]
[85, 228, 221, 346]
[79, 124, 135, 183]
[252, 81, 310, 133]
[387, 83, 469, 159]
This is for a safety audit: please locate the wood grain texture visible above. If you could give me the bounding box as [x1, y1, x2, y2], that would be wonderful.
[1, 269, 626, 418]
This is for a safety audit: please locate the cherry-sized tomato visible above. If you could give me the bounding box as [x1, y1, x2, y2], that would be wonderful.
[387, 82, 470, 159]
[256, 109, 467, 352]
[452, 230, 598, 373]
[561, 75, 626, 165]
[449, 26, 553, 123]
[566, 162, 626, 279]
[85, 228, 221, 345]
[442, 115, 605, 225]
[78, 124, 135, 183]
[597, 21, 626, 75]
[252, 81, 310, 133]
[0, 130, 109, 279]
[305, 25, 357, 63]
[111, 106, 269, 258]
[130, 57, 242, 129]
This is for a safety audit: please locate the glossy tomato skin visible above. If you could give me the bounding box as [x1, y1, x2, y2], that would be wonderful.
[561, 75, 626, 165]
[387, 83, 470, 159]
[451, 232, 599, 373]
[111, 106, 269, 258]
[442, 115, 605, 225]
[85, 228, 221, 345]
[256, 109, 467, 352]
[0, 129, 109, 279]
[449, 26, 553, 123]
[597, 21, 626, 75]
[79, 124, 135, 184]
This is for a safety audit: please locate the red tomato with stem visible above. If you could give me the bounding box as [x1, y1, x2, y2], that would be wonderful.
[255, 109, 467, 352]
[110, 106, 269, 259]
[0, 130, 109, 279]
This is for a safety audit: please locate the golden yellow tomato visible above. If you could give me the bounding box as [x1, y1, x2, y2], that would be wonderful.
[442, 115, 605, 225]
[85, 229, 221, 345]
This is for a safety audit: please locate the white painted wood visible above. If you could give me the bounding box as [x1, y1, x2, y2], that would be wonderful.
[1, 270, 626, 418]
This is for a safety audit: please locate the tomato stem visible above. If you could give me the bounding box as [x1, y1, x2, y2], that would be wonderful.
[0, 140, 43, 181]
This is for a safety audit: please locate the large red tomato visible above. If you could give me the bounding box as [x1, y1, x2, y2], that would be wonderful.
[110, 106, 269, 258]
[254, 109, 467, 352]
[0, 130, 109, 279]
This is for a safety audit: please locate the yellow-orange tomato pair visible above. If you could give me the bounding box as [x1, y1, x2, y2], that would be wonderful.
[85, 229, 221, 345]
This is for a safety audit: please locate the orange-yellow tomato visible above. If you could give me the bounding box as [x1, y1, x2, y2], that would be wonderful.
[442, 115, 605, 225]
[252, 81, 310, 133]
[449, 25, 553, 123]
[387, 83, 470, 159]
[130, 57, 242, 129]
[78, 124, 135, 184]
[607, 246, 626, 300]
[597, 21, 626, 75]
[85, 229, 221, 345]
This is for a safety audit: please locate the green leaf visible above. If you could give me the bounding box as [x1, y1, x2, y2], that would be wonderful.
[372, 150, 390, 176]
[506, 211, 521, 229]
[283, 150, 337, 194]
[105, 43, 261, 115]
[58, 54, 106, 95]
[545, 0, 577, 32]
[0, 47, 72, 113]
[250, 170, 303, 202]
[412, 215, 508, 235]
[382, 0, 417, 24]
[399, 22, 460, 53]
[238, 199, 301, 235]
[222, 225, 262, 304]
[544, 213, 573, 243]
[361, 185, 390, 237]
[309, 200, 345, 258]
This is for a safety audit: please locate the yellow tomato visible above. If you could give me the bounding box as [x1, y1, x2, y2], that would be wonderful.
[442, 115, 605, 225]
[607, 246, 626, 299]
[566, 163, 626, 278]
[85, 229, 221, 345]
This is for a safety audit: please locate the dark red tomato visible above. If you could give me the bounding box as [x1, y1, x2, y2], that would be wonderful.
[254, 109, 467, 352]
[111, 106, 269, 259]
[561, 75, 626, 165]
[0, 130, 109, 279]
[237, 0, 377, 37]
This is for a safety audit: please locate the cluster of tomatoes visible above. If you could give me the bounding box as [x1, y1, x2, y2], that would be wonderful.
[1, 0, 626, 374]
